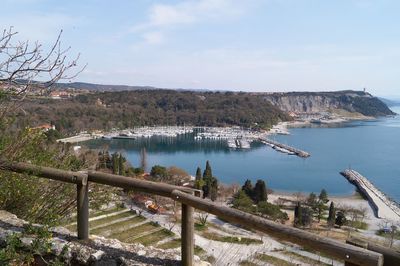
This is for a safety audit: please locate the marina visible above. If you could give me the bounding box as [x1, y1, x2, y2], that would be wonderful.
[104, 126, 194, 139]
[341, 169, 400, 221]
[82, 111, 400, 201]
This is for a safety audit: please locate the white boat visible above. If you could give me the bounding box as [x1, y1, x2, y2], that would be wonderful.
[239, 139, 251, 149]
[227, 139, 237, 149]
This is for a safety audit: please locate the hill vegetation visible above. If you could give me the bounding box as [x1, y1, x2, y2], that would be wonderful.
[16, 90, 291, 134]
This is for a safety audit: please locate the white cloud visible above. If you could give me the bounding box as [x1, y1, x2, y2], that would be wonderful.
[132, 0, 257, 44]
[142, 31, 165, 45]
[133, 0, 247, 31]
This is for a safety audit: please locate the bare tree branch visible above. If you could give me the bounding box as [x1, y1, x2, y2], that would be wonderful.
[0, 27, 86, 123]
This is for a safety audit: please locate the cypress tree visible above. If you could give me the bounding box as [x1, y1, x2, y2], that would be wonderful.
[202, 184, 209, 198]
[210, 178, 218, 201]
[294, 202, 303, 227]
[104, 151, 111, 169]
[118, 153, 124, 175]
[253, 180, 267, 203]
[195, 167, 202, 181]
[203, 160, 212, 180]
[194, 167, 204, 190]
[202, 161, 213, 197]
[112, 153, 119, 174]
[327, 202, 336, 226]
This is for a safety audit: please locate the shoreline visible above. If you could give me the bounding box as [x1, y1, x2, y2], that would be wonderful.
[270, 189, 360, 200]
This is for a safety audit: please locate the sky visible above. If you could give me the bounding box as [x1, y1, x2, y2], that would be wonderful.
[2, 0, 400, 98]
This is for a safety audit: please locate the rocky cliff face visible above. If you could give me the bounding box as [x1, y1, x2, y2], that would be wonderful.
[261, 91, 395, 116]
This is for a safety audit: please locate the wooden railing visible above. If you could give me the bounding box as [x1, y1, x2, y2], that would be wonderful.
[1, 160, 396, 266]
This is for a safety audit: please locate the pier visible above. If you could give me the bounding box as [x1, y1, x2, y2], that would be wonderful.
[260, 138, 310, 158]
[340, 169, 400, 221]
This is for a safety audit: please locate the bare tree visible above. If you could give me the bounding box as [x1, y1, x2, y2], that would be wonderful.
[0, 27, 85, 123]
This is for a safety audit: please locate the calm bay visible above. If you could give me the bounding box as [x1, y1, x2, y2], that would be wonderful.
[84, 106, 400, 202]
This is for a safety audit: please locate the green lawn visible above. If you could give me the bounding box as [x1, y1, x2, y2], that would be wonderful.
[376, 229, 400, 240]
[157, 239, 206, 256]
[89, 206, 125, 218]
[346, 220, 368, 230]
[90, 215, 145, 235]
[133, 228, 174, 246]
[89, 211, 133, 228]
[157, 238, 181, 250]
[108, 222, 160, 242]
[201, 231, 263, 245]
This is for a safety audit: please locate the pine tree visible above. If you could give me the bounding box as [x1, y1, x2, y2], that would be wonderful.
[307, 192, 317, 206]
[319, 189, 329, 203]
[242, 179, 253, 199]
[327, 202, 336, 227]
[253, 180, 267, 203]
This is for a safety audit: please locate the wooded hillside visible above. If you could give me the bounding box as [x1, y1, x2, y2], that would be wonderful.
[16, 90, 291, 134]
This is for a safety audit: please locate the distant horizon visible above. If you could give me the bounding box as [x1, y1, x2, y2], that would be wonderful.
[57, 80, 400, 100]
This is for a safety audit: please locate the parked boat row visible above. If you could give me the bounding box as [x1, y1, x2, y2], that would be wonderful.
[103, 126, 194, 139]
[195, 126, 266, 141]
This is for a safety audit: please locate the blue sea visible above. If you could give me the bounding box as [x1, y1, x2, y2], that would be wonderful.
[84, 106, 400, 202]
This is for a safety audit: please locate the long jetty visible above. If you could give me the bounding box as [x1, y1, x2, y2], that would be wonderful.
[260, 138, 310, 158]
[340, 169, 400, 221]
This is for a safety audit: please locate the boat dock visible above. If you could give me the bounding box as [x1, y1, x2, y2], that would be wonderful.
[259, 138, 310, 158]
[340, 169, 400, 221]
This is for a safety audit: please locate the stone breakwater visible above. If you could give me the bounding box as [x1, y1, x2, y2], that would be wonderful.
[341, 169, 400, 221]
[260, 138, 311, 158]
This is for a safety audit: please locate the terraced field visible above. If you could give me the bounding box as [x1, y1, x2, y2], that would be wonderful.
[64, 208, 176, 247]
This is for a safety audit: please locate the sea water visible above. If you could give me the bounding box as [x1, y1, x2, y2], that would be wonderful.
[84, 106, 400, 202]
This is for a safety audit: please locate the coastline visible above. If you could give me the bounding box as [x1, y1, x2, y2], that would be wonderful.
[270, 189, 360, 200]
[270, 114, 377, 135]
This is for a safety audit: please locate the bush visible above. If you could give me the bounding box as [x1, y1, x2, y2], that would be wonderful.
[257, 201, 289, 223]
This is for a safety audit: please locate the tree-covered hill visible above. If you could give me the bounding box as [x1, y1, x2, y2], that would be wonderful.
[17, 90, 291, 133]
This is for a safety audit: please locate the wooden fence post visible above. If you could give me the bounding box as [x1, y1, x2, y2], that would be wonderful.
[181, 200, 194, 266]
[77, 175, 89, 240]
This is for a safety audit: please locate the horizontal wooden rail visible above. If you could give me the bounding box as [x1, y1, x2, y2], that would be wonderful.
[0, 160, 87, 184]
[0, 160, 199, 197]
[0, 160, 386, 266]
[87, 171, 197, 197]
[347, 237, 400, 266]
[171, 190, 384, 266]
